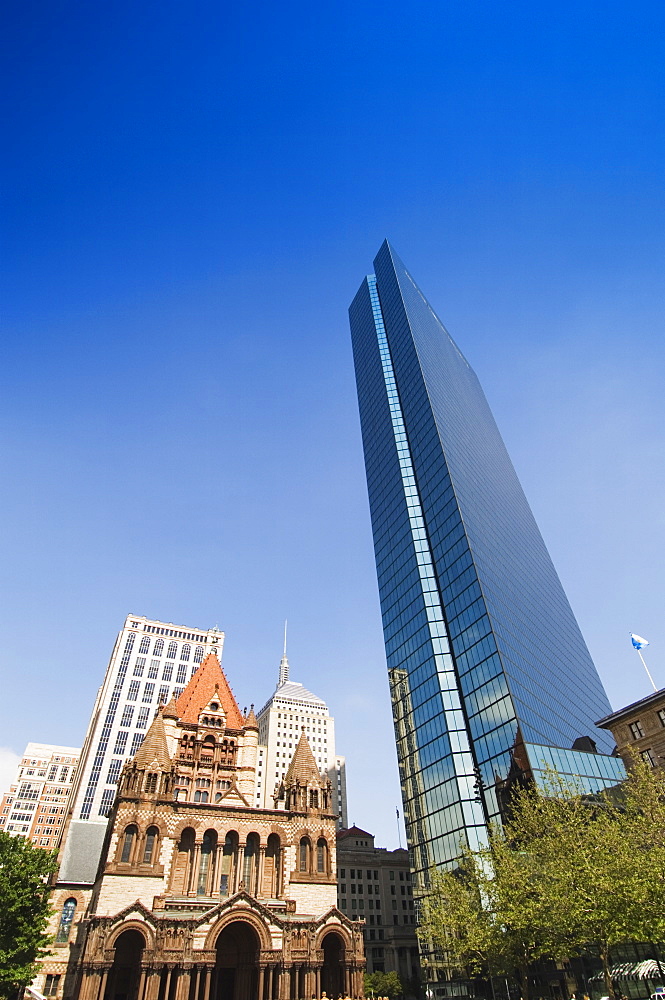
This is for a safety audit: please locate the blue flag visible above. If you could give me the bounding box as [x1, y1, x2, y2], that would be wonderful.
[631, 633, 649, 650]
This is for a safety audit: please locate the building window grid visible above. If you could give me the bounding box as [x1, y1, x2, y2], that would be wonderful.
[136, 707, 150, 730]
[106, 758, 123, 784]
[99, 788, 115, 817]
[120, 706, 134, 727]
[79, 631, 135, 818]
[368, 277, 487, 849]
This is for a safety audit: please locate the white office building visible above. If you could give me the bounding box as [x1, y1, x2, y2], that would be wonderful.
[61, 615, 224, 882]
[256, 651, 348, 828]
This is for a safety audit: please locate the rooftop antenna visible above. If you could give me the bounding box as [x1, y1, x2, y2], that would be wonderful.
[278, 620, 290, 687]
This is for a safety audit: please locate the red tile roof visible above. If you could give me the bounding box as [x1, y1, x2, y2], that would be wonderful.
[175, 652, 244, 729]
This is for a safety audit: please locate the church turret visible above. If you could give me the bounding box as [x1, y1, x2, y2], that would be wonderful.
[236, 704, 259, 799]
[276, 729, 333, 814]
[119, 706, 177, 800]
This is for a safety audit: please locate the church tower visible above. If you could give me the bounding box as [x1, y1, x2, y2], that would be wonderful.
[42, 649, 364, 1000]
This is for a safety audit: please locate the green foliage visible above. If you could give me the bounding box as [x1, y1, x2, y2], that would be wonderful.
[419, 760, 665, 1000]
[364, 970, 404, 998]
[0, 831, 59, 1000]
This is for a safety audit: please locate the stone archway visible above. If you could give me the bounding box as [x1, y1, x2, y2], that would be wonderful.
[213, 921, 260, 1000]
[321, 932, 345, 999]
[105, 929, 145, 1000]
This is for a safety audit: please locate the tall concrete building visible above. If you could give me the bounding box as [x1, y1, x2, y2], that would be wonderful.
[349, 242, 623, 894]
[256, 649, 348, 828]
[336, 826, 420, 985]
[61, 615, 225, 882]
[0, 742, 80, 849]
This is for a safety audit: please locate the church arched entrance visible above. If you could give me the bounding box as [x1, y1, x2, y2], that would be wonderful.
[321, 932, 345, 999]
[106, 929, 145, 1000]
[213, 921, 260, 1000]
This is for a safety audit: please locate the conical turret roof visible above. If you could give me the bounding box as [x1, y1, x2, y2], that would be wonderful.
[284, 729, 321, 785]
[133, 708, 172, 770]
[244, 704, 258, 730]
[175, 651, 244, 728]
[162, 695, 180, 719]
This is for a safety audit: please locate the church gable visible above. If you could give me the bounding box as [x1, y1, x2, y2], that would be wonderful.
[216, 783, 251, 808]
[175, 652, 244, 729]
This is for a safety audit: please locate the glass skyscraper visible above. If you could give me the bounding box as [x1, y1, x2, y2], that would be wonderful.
[349, 241, 620, 887]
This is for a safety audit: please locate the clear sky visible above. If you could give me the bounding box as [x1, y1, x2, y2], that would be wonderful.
[1, 0, 664, 844]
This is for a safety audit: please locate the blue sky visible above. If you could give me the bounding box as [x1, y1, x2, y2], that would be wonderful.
[1, 0, 664, 842]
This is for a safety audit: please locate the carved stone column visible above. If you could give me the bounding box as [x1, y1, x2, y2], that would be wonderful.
[210, 843, 221, 897]
[257, 846, 266, 897]
[188, 843, 202, 896]
[97, 968, 109, 1000]
[79, 968, 99, 1000]
[177, 969, 192, 1000]
[278, 967, 290, 1000]
[75, 969, 91, 1000]
[191, 967, 201, 1000]
[202, 967, 212, 1000]
[144, 968, 161, 1000]
[278, 847, 286, 897]
[234, 842, 246, 893]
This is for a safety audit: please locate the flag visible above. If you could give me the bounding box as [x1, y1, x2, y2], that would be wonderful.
[396, 807, 400, 819]
[631, 633, 649, 650]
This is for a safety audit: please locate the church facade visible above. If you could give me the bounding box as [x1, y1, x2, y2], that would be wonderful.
[42, 653, 364, 1000]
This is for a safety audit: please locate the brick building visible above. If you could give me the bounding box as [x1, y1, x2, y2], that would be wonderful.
[596, 687, 665, 772]
[0, 742, 80, 849]
[336, 827, 420, 986]
[39, 651, 364, 1000]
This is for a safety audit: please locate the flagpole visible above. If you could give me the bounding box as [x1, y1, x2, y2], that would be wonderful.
[396, 807, 403, 849]
[637, 649, 658, 692]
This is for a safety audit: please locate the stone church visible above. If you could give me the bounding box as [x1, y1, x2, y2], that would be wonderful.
[42, 653, 364, 1000]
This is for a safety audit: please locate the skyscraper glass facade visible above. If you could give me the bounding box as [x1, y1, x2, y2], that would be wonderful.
[349, 241, 615, 884]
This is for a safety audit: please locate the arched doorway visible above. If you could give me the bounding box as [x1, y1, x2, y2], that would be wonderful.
[214, 921, 260, 1000]
[106, 929, 145, 1000]
[321, 932, 345, 999]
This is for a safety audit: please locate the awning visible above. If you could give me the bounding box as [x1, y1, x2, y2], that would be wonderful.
[590, 961, 664, 982]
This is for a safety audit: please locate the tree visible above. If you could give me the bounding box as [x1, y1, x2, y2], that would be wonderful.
[419, 847, 551, 1000]
[501, 761, 665, 998]
[0, 831, 59, 1000]
[419, 760, 665, 1000]
[364, 970, 404, 998]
